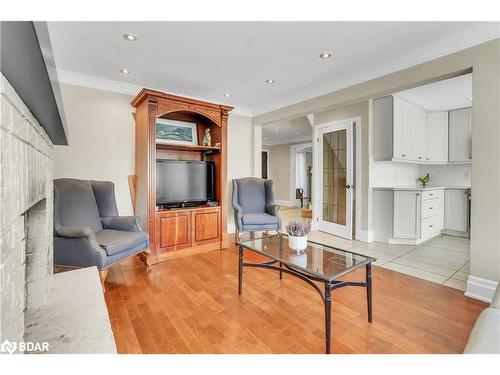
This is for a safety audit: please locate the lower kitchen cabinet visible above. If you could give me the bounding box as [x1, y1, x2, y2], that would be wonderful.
[392, 189, 444, 245]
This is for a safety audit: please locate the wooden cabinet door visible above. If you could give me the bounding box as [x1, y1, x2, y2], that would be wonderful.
[426, 112, 448, 162]
[156, 211, 192, 252]
[444, 189, 469, 232]
[192, 208, 221, 246]
[449, 108, 472, 162]
[393, 191, 420, 239]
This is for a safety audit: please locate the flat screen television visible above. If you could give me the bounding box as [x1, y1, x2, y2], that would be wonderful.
[156, 160, 214, 207]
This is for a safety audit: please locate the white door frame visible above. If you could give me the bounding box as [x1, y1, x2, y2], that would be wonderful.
[312, 117, 362, 240]
[290, 142, 313, 206]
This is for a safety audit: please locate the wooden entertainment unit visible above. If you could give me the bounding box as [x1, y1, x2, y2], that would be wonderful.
[131, 89, 232, 264]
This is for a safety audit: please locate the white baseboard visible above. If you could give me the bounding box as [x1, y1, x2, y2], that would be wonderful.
[356, 229, 374, 243]
[465, 275, 498, 303]
[276, 200, 296, 206]
[388, 238, 421, 245]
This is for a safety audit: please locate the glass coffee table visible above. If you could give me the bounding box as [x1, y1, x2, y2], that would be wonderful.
[237, 234, 376, 354]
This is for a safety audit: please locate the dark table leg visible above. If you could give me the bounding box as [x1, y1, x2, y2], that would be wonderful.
[238, 245, 243, 295]
[279, 262, 283, 279]
[324, 282, 332, 354]
[366, 263, 372, 322]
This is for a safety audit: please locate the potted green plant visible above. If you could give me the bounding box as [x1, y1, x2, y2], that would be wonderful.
[286, 221, 311, 252]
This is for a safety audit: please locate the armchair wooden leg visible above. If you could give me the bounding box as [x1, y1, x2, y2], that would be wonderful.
[250, 231, 255, 239]
[99, 269, 109, 293]
[137, 249, 152, 272]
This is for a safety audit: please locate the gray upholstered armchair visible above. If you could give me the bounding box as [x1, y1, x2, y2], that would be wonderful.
[232, 177, 281, 242]
[53, 178, 149, 286]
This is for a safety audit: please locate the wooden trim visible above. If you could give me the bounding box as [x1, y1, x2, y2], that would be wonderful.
[131, 88, 234, 112]
[127, 175, 137, 213]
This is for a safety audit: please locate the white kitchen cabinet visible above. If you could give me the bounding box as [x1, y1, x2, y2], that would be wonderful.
[449, 107, 472, 162]
[392, 189, 444, 244]
[426, 112, 448, 162]
[444, 189, 469, 234]
[393, 191, 420, 239]
[393, 96, 413, 161]
[373, 95, 428, 163]
[411, 104, 427, 162]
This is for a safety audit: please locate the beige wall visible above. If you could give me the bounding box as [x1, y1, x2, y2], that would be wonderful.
[314, 101, 370, 232]
[264, 142, 313, 203]
[54, 83, 135, 215]
[227, 114, 253, 230]
[253, 38, 500, 291]
[263, 144, 292, 202]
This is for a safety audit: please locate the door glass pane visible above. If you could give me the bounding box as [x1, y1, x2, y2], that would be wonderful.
[323, 129, 346, 225]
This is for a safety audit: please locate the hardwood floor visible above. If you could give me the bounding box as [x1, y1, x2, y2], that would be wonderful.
[103, 241, 487, 354]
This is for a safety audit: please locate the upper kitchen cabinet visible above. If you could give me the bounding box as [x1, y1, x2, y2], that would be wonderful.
[426, 112, 448, 163]
[373, 95, 427, 162]
[449, 107, 472, 163]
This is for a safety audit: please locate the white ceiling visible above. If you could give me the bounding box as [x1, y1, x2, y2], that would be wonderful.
[46, 22, 499, 116]
[262, 116, 312, 146]
[395, 74, 472, 111]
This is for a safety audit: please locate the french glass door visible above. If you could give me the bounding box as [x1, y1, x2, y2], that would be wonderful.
[318, 121, 354, 239]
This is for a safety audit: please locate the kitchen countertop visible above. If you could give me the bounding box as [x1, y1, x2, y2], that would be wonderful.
[372, 186, 470, 191]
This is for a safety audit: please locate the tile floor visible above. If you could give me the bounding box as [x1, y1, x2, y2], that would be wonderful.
[278, 206, 470, 291]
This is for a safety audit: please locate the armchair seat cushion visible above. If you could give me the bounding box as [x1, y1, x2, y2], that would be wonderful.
[242, 213, 280, 225]
[95, 229, 148, 256]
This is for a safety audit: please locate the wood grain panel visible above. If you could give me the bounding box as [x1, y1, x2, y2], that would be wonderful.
[156, 211, 192, 252]
[193, 209, 220, 245]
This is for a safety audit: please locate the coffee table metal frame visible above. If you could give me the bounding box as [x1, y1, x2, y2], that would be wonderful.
[237, 235, 375, 354]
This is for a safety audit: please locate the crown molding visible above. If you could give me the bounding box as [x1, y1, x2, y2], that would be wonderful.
[252, 23, 500, 116]
[51, 68, 253, 117]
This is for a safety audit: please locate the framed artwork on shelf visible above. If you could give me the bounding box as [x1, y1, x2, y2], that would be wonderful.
[156, 118, 198, 146]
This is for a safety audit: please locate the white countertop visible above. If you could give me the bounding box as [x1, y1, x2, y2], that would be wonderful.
[372, 186, 470, 191]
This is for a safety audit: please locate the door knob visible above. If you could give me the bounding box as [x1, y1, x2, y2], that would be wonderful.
[345, 185, 351, 189]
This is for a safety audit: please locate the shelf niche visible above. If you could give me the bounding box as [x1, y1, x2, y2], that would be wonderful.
[131, 89, 232, 264]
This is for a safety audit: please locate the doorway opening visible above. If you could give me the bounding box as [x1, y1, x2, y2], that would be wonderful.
[260, 115, 313, 226]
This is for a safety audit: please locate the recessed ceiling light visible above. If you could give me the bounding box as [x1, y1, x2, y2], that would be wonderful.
[275, 128, 279, 132]
[319, 52, 332, 59]
[224, 93, 231, 97]
[264, 137, 268, 140]
[469, 96, 474, 100]
[120, 68, 130, 75]
[122, 33, 138, 41]
[266, 79, 276, 84]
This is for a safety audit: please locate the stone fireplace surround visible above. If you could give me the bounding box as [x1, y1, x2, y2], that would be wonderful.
[1, 73, 54, 346]
[1, 73, 116, 353]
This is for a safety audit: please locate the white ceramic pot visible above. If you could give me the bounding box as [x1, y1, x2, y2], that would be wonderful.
[288, 235, 308, 252]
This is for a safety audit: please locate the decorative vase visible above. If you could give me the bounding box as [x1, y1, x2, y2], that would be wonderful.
[202, 128, 211, 146]
[288, 235, 308, 252]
